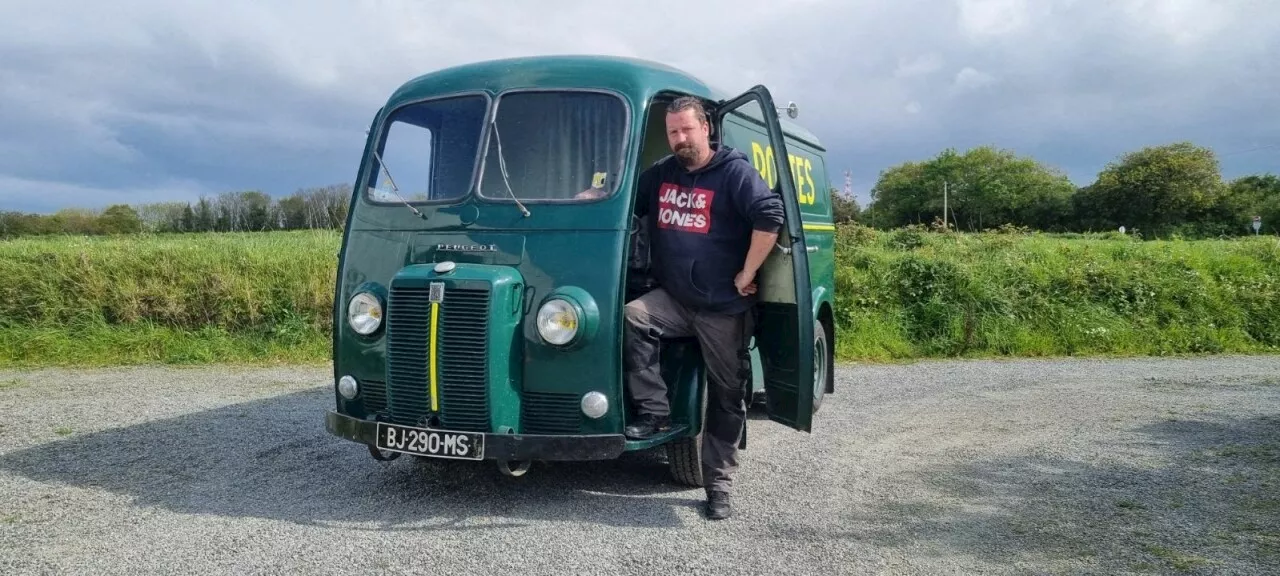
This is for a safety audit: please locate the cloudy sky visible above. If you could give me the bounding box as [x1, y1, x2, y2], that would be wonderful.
[2, 0, 1277, 214]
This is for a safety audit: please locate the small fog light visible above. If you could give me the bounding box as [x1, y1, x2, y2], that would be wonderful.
[338, 375, 358, 399]
[581, 391, 608, 419]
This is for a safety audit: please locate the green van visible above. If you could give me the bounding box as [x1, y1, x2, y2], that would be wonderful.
[323, 55, 838, 485]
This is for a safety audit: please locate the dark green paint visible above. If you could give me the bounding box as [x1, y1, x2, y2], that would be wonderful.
[327, 54, 837, 466]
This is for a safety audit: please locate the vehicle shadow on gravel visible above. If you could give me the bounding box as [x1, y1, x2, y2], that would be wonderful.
[0, 387, 717, 530]
[843, 412, 1280, 574]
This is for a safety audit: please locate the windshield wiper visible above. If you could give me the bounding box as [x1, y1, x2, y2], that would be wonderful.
[489, 120, 531, 218]
[371, 147, 428, 221]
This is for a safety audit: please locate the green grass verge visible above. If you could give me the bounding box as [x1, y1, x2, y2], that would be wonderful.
[833, 224, 1280, 361]
[0, 321, 329, 368]
[0, 230, 335, 368]
[1, 225, 1278, 368]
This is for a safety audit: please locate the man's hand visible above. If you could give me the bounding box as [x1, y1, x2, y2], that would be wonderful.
[735, 269, 757, 296]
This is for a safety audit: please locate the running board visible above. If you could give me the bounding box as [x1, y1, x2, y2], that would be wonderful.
[621, 424, 691, 451]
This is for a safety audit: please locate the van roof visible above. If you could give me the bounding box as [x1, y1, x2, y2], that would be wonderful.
[386, 54, 824, 151]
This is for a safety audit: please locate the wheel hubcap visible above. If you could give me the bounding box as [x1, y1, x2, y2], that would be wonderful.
[813, 331, 826, 401]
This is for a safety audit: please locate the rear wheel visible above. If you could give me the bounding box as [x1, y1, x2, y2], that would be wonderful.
[813, 320, 830, 414]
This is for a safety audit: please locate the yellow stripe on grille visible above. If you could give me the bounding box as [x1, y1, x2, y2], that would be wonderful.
[429, 301, 439, 412]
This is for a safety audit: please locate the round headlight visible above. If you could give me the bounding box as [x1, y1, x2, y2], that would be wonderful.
[581, 391, 608, 419]
[348, 292, 382, 335]
[338, 375, 358, 399]
[536, 298, 579, 346]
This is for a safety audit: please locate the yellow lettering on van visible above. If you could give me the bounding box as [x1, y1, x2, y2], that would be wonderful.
[751, 141, 775, 188]
[749, 140, 816, 205]
[785, 152, 816, 205]
[802, 157, 816, 205]
[788, 154, 807, 205]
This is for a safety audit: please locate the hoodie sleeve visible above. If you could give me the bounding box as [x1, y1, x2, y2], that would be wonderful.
[729, 159, 785, 233]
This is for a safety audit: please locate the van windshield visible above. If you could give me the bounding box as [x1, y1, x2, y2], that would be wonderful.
[478, 90, 628, 202]
[366, 94, 488, 204]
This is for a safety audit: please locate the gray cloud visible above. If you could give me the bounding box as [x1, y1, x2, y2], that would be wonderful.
[1, 0, 1276, 212]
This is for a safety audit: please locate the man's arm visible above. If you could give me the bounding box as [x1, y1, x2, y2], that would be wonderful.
[730, 161, 786, 295]
[742, 229, 777, 276]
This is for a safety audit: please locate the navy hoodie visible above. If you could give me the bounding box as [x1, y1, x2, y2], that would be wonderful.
[634, 144, 786, 314]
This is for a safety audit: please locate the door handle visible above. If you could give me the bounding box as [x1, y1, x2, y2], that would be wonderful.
[775, 243, 819, 255]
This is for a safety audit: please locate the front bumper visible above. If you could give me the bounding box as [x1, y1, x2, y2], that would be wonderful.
[324, 410, 627, 461]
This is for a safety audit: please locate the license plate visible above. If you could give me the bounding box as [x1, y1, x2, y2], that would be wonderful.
[375, 422, 485, 460]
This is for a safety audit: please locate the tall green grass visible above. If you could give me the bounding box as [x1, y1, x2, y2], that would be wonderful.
[0, 230, 336, 367]
[833, 225, 1280, 361]
[1, 226, 1277, 367]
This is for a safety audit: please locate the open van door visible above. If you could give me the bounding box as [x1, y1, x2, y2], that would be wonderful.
[713, 86, 816, 432]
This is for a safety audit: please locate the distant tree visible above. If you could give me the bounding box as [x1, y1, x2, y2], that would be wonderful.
[98, 204, 142, 234]
[1083, 141, 1225, 237]
[831, 187, 861, 223]
[136, 201, 188, 233]
[277, 193, 307, 229]
[193, 196, 215, 232]
[179, 203, 196, 232]
[1224, 173, 1280, 235]
[51, 208, 100, 235]
[867, 146, 1076, 231]
[239, 191, 273, 231]
[0, 211, 41, 237]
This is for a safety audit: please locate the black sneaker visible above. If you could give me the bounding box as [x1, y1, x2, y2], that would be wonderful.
[705, 490, 731, 520]
[623, 413, 670, 439]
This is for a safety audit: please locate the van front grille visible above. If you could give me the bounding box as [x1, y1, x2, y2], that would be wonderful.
[521, 391, 581, 434]
[362, 379, 387, 414]
[384, 281, 491, 431]
[437, 287, 491, 431]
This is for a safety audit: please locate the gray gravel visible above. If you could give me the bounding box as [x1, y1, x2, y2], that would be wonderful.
[1, 355, 1278, 575]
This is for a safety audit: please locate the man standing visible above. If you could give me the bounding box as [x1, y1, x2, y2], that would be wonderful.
[622, 96, 784, 520]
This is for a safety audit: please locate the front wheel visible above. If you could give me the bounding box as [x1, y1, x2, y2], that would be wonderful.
[666, 434, 702, 487]
[668, 371, 708, 487]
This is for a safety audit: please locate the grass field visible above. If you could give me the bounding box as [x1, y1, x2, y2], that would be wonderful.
[1, 225, 1278, 367]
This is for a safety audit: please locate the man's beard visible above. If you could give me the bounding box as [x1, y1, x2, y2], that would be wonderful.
[674, 143, 700, 165]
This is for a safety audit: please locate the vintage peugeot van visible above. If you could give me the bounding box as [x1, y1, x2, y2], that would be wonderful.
[323, 55, 838, 486]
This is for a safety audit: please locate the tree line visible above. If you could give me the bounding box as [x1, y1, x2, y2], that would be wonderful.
[2, 140, 1276, 239]
[830, 141, 1278, 239]
[0, 184, 350, 237]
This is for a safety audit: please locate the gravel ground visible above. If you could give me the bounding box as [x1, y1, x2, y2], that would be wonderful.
[1, 355, 1278, 575]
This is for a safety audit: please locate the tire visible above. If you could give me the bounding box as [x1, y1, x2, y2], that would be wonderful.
[666, 433, 702, 487]
[667, 371, 707, 487]
[812, 320, 830, 414]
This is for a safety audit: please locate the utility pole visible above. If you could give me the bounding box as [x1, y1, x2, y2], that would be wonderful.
[943, 180, 949, 230]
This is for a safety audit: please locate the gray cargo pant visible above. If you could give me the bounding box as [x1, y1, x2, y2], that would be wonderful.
[623, 287, 754, 493]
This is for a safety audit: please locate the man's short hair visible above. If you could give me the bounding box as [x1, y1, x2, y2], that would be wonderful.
[667, 96, 708, 123]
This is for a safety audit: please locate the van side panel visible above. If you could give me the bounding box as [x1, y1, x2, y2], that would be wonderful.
[789, 143, 837, 327]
